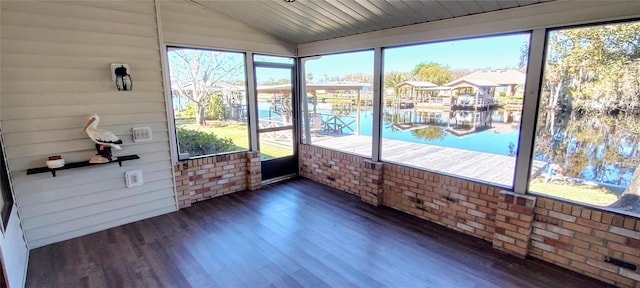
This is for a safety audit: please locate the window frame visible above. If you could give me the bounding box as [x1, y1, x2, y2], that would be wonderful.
[0, 129, 14, 231]
[165, 45, 252, 160]
[253, 54, 295, 65]
[157, 15, 640, 217]
[298, 20, 640, 217]
[379, 31, 534, 190]
[298, 49, 376, 158]
[524, 19, 640, 209]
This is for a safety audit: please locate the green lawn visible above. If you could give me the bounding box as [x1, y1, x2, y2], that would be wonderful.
[257, 141, 293, 160]
[177, 120, 291, 159]
[529, 179, 619, 206]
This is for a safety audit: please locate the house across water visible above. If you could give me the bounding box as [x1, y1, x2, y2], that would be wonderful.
[389, 69, 526, 136]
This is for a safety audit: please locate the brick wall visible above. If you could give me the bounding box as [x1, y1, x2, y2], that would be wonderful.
[493, 191, 536, 258]
[301, 144, 640, 287]
[299, 145, 384, 205]
[174, 151, 261, 208]
[531, 198, 640, 287]
[383, 162, 499, 242]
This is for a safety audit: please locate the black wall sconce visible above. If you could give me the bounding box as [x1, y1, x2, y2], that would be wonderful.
[110, 63, 133, 91]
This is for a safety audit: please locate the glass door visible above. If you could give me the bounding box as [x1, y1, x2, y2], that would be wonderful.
[254, 62, 297, 181]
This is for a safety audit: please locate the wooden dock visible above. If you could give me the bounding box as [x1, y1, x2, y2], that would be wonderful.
[312, 135, 546, 188]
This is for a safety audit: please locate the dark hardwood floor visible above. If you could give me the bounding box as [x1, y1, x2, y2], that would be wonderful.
[27, 178, 611, 288]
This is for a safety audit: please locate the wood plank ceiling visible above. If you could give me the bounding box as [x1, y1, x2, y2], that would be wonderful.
[189, 0, 553, 44]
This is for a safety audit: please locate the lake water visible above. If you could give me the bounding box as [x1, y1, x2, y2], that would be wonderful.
[317, 110, 520, 157]
[258, 100, 520, 156]
[260, 103, 636, 192]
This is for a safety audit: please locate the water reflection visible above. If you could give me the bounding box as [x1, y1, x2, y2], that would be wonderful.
[411, 126, 446, 141]
[533, 109, 638, 195]
[335, 105, 518, 157]
[381, 106, 519, 146]
[384, 108, 500, 131]
[447, 110, 494, 136]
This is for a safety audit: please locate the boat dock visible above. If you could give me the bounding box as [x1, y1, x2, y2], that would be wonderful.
[312, 135, 546, 187]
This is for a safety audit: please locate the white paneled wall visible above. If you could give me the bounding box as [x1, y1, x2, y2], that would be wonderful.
[0, 0, 296, 249]
[1, 1, 30, 287]
[1, 1, 175, 249]
[159, 1, 295, 55]
[0, 208, 29, 288]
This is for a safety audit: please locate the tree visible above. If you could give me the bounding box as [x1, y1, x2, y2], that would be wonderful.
[264, 78, 291, 85]
[384, 72, 410, 95]
[534, 22, 640, 207]
[518, 40, 530, 69]
[542, 23, 640, 114]
[206, 94, 226, 121]
[341, 73, 373, 83]
[168, 49, 244, 126]
[412, 62, 453, 85]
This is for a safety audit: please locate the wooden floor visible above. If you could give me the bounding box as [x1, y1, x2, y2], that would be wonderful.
[26, 178, 610, 288]
[313, 135, 546, 187]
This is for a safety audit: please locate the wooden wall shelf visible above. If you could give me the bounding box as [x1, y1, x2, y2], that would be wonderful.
[26, 155, 140, 177]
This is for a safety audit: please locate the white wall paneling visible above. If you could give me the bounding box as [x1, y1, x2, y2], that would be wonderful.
[159, 1, 295, 56]
[0, 0, 30, 285]
[0, 208, 29, 288]
[1, 1, 176, 248]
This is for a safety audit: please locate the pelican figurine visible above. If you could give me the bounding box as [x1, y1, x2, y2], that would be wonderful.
[83, 114, 123, 163]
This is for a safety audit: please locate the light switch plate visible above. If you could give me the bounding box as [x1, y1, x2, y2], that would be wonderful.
[125, 170, 144, 188]
[132, 127, 152, 142]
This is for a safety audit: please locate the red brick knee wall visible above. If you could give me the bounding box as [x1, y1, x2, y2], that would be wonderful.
[174, 151, 261, 209]
[301, 144, 640, 287]
[493, 191, 536, 258]
[383, 163, 499, 242]
[531, 198, 640, 287]
[299, 145, 383, 205]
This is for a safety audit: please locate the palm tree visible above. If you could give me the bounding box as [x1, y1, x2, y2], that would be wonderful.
[385, 72, 409, 96]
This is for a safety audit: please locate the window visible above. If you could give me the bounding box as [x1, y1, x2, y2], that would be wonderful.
[530, 21, 640, 208]
[0, 130, 13, 230]
[382, 34, 531, 188]
[255, 64, 295, 160]
[254, 54, 294, 64]
[300, 51, 374, 157]
[167, 48, 249, 159]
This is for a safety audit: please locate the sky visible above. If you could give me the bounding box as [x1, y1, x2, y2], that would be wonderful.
[304, 33, 530, 80]
[168, 33, 530, 85]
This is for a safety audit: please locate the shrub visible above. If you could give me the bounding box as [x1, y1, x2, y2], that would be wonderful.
[177, 128, 239, 157]
[206, 94, 227, 120]
[183, 103, 196, 118]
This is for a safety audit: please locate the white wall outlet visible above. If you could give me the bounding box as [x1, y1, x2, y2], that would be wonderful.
[125, 170, 144, 188]
[132, 127, 152, 142]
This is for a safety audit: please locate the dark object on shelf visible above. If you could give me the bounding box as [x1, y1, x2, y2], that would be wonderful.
[27, 155, 140, 177]
[96, 143, 116, 162]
